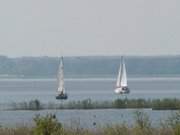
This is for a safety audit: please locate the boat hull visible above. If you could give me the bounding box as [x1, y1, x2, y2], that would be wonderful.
[114, 87, 130, 94]
[56, 93, 68, 100]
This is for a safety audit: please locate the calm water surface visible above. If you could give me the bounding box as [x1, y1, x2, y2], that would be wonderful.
[0, 77, 180, 103]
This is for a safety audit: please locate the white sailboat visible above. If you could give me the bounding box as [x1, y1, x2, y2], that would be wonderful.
[56, 57, 68, 100]
[114, 56, 130, 94]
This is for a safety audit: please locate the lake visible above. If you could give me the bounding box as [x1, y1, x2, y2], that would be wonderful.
[0, 77, 180, 103]
[0, 77, 179, 127]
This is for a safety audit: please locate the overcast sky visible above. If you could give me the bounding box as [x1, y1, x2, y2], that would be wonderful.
[0, 0, 179, 57]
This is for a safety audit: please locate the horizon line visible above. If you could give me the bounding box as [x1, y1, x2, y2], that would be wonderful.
[0, 54, 180, 58]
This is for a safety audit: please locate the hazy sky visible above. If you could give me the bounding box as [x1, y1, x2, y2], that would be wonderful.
[0, 0, 179, 57]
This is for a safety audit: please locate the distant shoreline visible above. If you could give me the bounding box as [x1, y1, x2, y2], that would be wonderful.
[1, 55, 180, 78]
[0, 75, 180, 83]
[1, 74, 180, 79]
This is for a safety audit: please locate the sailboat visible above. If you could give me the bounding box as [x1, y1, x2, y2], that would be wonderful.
[56, 57, 68, 100]
[114, 56, 130, 94]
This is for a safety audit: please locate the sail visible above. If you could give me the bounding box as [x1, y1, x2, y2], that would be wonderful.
[116, 62, 121, 87]
[120, 58, 128, 87]
[57, 57, 65, 93]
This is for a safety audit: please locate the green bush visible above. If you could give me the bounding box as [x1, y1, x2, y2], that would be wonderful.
[33, 114, 64, 135]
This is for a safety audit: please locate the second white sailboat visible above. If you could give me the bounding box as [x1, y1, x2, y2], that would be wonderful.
[114, 56, 130, 94]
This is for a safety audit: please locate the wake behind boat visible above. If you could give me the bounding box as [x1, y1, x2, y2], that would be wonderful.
[56, 57, 68, 100]
[114, 56, 130, 94]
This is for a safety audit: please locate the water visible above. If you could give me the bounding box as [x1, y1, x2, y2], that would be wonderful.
[0, 77, 180, 103]
[0, 77, 180, 127]
[0, 109, 175, 128]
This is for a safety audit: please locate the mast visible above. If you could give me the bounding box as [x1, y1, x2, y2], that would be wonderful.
[120, 57, 127, 87]
[116, 61, 122, 87]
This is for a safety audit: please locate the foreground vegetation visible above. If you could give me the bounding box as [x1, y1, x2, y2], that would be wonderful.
[1, 110, 180, 135]
[8, 98, 180, 110]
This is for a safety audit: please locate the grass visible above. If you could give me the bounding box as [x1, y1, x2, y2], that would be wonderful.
[0, 110, 180, 135]
[7, 98, 180, 110]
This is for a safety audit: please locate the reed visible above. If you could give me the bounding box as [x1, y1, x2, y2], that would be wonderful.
[8, 98, 180, 110]
[10, 99, 42, 110]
